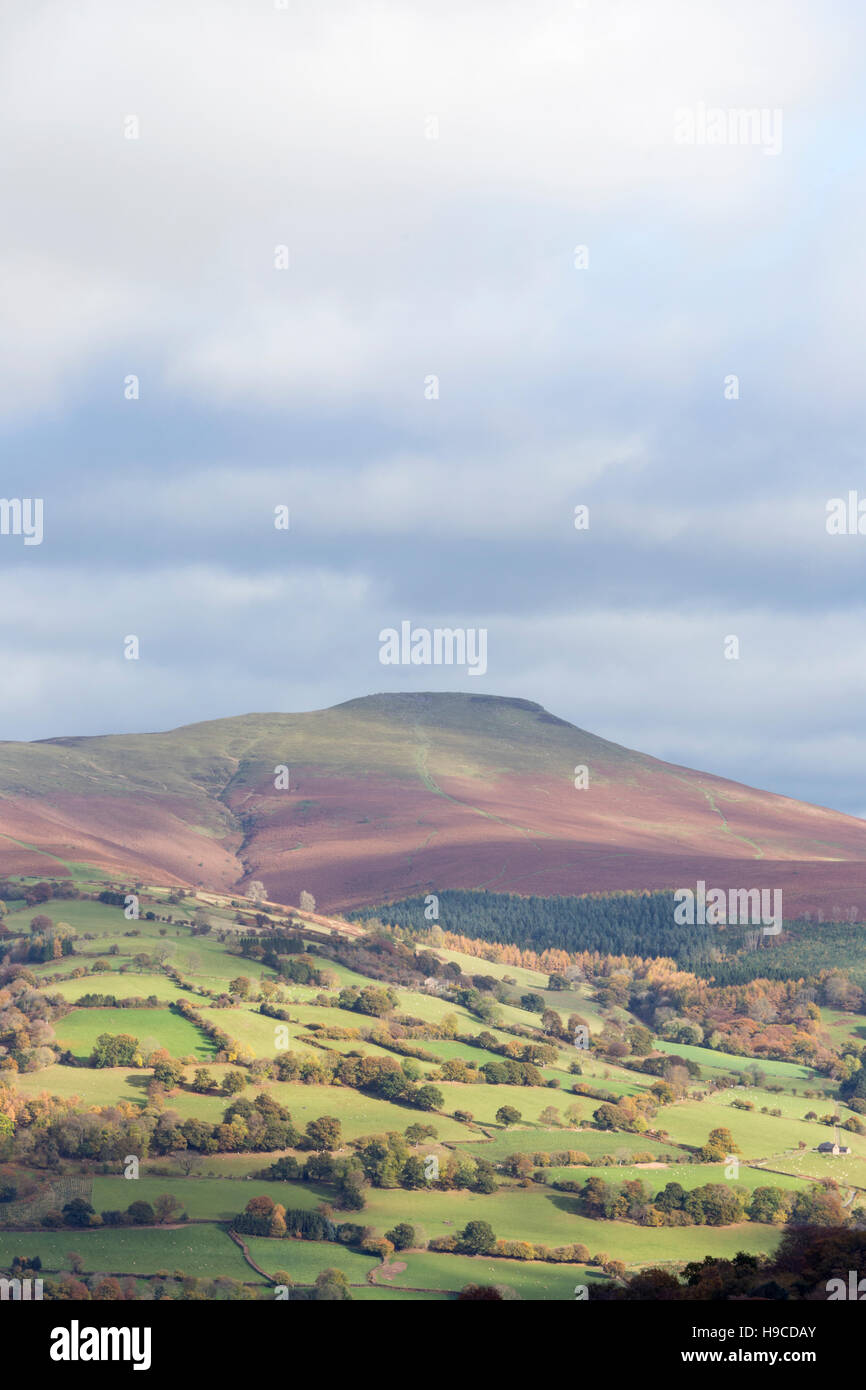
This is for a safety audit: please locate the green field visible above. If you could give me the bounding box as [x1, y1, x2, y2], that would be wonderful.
[374, 1249, 609, 1298]
[0, 1225, 253, 1279]
[652, 1095, 864, 1160]
[52, 1007, 216, 1062]
[262, 1081, 477, 1142]
[751, 1149, 866, 1190]
[4, 899, 134, 935]
[653, 1040, 814, 1081]
[92, 1175, 324, 1222]
[542, 1162, 810, 1194]
[243, 1237, 377, 1285]
[435, 1082, 590, 1127]
[40, 972, 187, 1003]
[352, 1185, 785, 1265]
[456, 1128, 684, 1162]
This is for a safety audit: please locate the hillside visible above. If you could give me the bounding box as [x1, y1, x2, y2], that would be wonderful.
[1, 692, 865, 916]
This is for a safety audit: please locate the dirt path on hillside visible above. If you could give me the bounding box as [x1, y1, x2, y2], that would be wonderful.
[372, 1260, 407, 1283]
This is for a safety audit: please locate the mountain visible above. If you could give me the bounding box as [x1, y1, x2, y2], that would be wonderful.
[1, 691, 865, 917]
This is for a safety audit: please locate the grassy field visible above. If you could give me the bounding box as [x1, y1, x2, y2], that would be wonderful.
[243, 1237, 377, 1285]
[39, 972, 187, 1003]
[435, 1081, 589, 1127]
[541, 1162, 810, 1193]
[91, 1175, 324, 1222]
[374, 1249, 609, 1298]
[11, 1066, 237, 1121]
[653, 1040, 814, 1081]
[455, 1128, 684, 1161]
[653, 1095, 861, 1159]
[751, 1149, 866, 1189]
[353, 1185, 785, 1265]
[818, 1008, 866, 1048]
[4, 899, 133, 935]
[0, 1225, 252, 1279]
[52, 1007, 215, 1062]
[261, 1081, 477, 1142]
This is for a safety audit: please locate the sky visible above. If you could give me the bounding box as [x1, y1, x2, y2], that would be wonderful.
[2, 0, 866, 815]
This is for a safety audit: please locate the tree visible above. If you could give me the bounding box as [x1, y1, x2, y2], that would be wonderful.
[789, 1183, 846, 1226]
[747, 1187, 787, 1224]
[92, 1277, 124, 1301]
[245, 1195, 276, 1219]
[152, 1059, 184, 1088]
[458, 1220, 496, 1255]
[655, 1182, 685, 1214]
[414, 1085, 443, 1112]
[385, 1222, 416, 1251]
[90, 1033, 142, 1068]
[305, 1116, 342, 1151]
[520, 993, 545, 1013]
[541, 1009, 564, 1037]
[154, 1194, 183, 1224]
[299, 890, 316, 913]
[126, 1201, 156, 1225]
[336, 1170, 366, 1211]
[404, 1123, 437, 1145]
[314, 1267, 351, 1300]
[350, 985, 396, 1018]
[399, 1156, 428, 1190]
[700, 1127, 740, 1160]
[496, 1106, 521, 1128]
[62, 1199, 95, 1228]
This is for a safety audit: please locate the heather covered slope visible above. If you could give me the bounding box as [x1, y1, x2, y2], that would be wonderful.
[0, 692, 865, 914]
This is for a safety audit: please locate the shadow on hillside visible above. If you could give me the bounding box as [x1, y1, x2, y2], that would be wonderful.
[119, 1071, 152, 1094]
[543, 1192, 583, 1218]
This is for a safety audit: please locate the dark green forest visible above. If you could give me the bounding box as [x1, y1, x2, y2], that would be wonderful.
[350, 889, 718, 963]
[352, 889, 866, 987]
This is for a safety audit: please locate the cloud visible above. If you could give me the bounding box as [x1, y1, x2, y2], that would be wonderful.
[0, 0, 864, 825]
[0, 0, 852, 416]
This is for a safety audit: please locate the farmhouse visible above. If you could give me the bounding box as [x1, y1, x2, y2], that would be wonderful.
[816, 1140, 851, 1155]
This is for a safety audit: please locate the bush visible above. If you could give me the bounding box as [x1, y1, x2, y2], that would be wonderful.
[126, 1201, 155, 1225]
[385, 1222, 416, 1252]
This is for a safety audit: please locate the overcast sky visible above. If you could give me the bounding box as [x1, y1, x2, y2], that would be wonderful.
[2, 0, 866, 815]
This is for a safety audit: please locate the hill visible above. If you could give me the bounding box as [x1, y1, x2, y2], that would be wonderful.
[0, 692, 865, 915]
